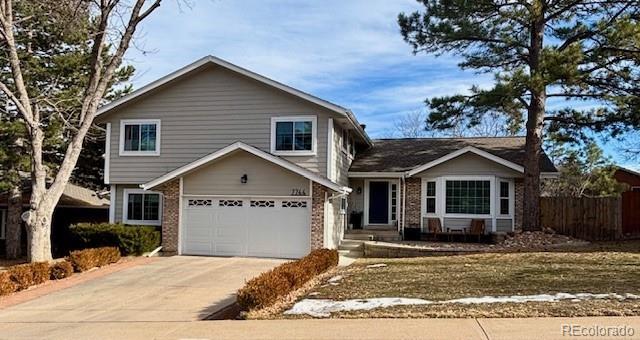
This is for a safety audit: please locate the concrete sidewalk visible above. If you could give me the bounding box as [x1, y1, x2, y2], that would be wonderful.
[1, 317, 638, 339]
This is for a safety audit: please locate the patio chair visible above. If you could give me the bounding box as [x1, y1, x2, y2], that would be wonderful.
[468, 219, 486, 242]
[426, 218, 442, 241]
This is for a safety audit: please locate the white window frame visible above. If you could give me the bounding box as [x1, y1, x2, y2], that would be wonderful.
[632, 186, 640, 192]
[442, 176, 494, 218]
[0, 209, 6, 240]
[423, 180, 437, 215]
[119, 119, 161, 156]
[497, 179, 514, 218]
[270, 116, 317, 156]
[122, 189, 163, 226]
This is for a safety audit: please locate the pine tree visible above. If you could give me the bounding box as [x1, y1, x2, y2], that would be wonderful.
[399, 0, 640, 230]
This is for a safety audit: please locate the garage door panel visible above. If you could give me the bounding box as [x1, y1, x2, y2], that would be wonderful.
[183, 209, 214, 255]
[183, 197, 311, 259]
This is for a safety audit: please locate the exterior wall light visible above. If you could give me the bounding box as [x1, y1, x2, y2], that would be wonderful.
[241, 174, 248, 184]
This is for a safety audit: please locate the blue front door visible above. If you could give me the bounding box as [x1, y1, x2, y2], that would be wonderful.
[368, 181, 389, 224]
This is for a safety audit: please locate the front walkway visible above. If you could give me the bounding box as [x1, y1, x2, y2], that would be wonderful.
[0, 256, 284, 322]
[0, 316, 638, 339]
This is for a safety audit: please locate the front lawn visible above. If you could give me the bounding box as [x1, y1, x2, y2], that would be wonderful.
[279, 241, 640, 318]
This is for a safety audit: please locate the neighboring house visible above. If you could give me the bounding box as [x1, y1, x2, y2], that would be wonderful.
[96, 55, 558, 259]
[614, 167, 640, 192]
[0, 182, 109, 257]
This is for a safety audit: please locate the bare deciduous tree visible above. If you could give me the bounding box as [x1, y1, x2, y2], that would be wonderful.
[0, 0, 162, 261]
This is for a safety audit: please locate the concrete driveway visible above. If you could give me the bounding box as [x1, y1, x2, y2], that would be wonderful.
[0, 256, 284, 322]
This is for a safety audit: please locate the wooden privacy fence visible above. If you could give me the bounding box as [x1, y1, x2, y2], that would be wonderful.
[540, 197, 622, 241]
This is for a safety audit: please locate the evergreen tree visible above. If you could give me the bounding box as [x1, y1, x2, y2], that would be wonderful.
[399, 0, 640, 230]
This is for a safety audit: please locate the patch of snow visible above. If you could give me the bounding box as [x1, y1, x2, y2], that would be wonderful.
[308, 292, 320, 296]
[284, 298, 431, 317]
[328, 275, 343, 283]
[285, 293, 640, 317]
[366, 263, 387, 268]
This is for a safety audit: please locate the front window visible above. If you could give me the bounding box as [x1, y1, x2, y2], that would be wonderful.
[120, 120, 160, 155]
[124, 190, 161, 225]
[425, 181, 436, 214]
[445, 180, 490, 215]
[499, 181, 510, 215]
[272, 117, 316, 154]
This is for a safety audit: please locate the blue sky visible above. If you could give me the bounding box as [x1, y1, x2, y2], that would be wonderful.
[124, 0, 637, 170]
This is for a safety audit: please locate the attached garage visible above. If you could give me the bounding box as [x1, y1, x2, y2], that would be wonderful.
[182, 197, 311, 258]
[141, 142, 351, 259]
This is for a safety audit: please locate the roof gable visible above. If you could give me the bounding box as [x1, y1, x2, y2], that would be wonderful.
[142, 142, 350, 193]
[96, 55, 371, 145]
[349, 137, 558, 174]
[406, 146, 524, 176]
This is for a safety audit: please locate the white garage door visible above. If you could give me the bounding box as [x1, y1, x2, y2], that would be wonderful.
[182, 197, 311, 259]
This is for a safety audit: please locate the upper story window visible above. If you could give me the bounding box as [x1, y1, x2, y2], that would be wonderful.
[119, 119, 161, 156]
[342, 129, 349, 153]
[270, 116, 317, 156]
[123, 189, 162, 226]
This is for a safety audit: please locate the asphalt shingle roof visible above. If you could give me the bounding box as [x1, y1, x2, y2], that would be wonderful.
[349, 137, 557, 173]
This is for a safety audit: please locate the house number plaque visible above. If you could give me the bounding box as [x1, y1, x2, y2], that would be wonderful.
[291, 188, 307, 196]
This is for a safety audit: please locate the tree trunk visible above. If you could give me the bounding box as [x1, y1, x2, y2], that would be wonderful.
[522, 1, 546, 231]
[25, 208, 53, 262]
[523, 95, 545, 231]
[5, 184, 22, 259]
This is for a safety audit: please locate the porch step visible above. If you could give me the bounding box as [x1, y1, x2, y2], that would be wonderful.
[344, 230, 402, 242]
[338, 240, 364, 258]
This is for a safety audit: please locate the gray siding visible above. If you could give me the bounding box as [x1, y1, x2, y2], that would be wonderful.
[113, 184, 140, 223]
[103, 65, 337, 184]
[414, 153, 522, 178]
[496, 218, 513, 232]
[182, 150, 310, 196]
[332, 123, 352, 186]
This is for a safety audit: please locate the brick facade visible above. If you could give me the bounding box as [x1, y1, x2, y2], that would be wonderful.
[514, 178, 524, 230]
[157, 179, 180, 254]
[404, 178, 422, 228]
[311, 182, 327, 250]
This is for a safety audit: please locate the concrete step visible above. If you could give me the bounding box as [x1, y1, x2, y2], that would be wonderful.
[343, 233, 375, 241]
[339, 242, 364, 251]
[338, 249, 364, 258]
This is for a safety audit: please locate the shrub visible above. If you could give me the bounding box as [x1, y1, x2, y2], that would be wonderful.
[69, 223, 160, 256]
[50, 260, 74, 280]
[7, 262, 50, 291]
[69, 247, 121, 272]
[0, 272, 17, 296]
[237, 249, 339, 311]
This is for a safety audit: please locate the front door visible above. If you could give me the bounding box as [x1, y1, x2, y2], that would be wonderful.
[368, 181, 389, 224]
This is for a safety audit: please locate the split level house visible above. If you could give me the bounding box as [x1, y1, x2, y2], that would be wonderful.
[96, 56, 558, 259]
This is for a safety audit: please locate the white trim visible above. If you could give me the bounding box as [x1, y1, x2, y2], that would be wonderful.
[178, 177, 183, 255]
[179, 194, 311, 199]
[104, 123, 111, 184]
[363, 179, 397, 226]
[349, 172, 405, 178]
[327, 118, 334, 180]
[141, 141, 350, 194]
[122, 188, 163, 226]
[540, 171, 560, 179]
[119, 119, 161, 156]
[0, 208, 6, 240]
[407, 146, 525, 176]
[270, 116, 317, 156]
[109, 184, 116, 223]
[496, 179, 514, 218]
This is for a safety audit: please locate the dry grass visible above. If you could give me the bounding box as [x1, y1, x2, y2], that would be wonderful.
[280, 241, 640, 318]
